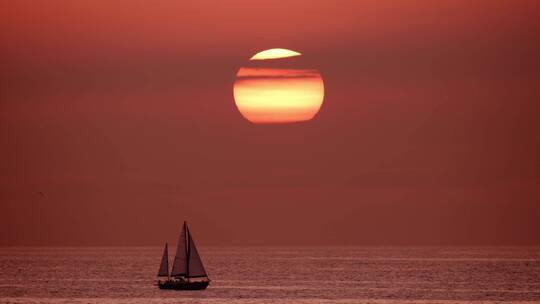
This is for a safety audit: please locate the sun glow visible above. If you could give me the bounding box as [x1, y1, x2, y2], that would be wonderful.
[234, 49, 324, 124]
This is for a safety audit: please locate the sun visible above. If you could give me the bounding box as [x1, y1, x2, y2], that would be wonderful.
[233, 48, 325, 124]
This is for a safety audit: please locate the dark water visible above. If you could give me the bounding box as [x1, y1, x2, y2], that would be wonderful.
[0, 247, 539, 303]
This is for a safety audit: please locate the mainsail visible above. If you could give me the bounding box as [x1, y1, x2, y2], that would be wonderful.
[186, 226, 208, 278]
[171, 222, 188, 277]
[158, 243, 169, 277]
[166, 221, 209, 279]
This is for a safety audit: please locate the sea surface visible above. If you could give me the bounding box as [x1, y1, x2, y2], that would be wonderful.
[0, 247, 539, 304]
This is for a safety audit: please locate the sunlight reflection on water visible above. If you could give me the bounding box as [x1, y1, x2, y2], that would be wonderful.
[1, 247, 539, 303]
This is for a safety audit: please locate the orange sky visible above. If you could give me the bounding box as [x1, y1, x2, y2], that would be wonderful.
[1, 0, 539, 246]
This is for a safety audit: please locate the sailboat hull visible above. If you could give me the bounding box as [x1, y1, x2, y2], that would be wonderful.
[158, 280, 209, 290]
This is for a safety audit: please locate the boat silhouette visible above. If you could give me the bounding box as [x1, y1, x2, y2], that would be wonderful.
[157, 221, 210, 290]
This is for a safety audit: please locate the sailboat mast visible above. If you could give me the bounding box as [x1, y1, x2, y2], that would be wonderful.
[185, 222, 190, 279]
[166, 243, 170, 279]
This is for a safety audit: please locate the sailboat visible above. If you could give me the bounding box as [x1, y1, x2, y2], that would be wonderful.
[157, 221, 210, 290]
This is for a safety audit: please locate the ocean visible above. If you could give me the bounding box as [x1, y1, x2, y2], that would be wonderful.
[0, 246, 539, 303]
